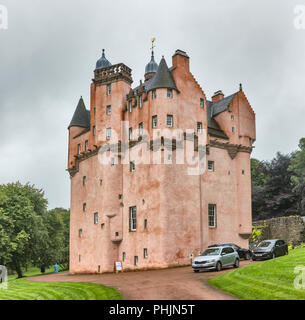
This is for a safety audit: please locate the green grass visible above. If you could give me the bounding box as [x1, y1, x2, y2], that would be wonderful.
[1, 268, 123, 300]
[208, 247, 305, 300]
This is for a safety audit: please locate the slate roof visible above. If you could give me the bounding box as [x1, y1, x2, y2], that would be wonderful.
[68, 97, 90, 129]
[145, 52, 158, 75]
[96, 49, 111, 70]
[211, 92, 237, 116]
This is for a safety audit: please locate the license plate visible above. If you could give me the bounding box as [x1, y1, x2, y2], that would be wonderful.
[256, 254, 262, 256]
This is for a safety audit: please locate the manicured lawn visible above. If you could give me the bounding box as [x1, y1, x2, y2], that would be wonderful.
[0, 268, 123, 300]
[209, 247, 305, 300]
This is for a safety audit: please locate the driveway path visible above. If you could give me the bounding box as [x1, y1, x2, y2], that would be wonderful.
[28, 261, 253, 300]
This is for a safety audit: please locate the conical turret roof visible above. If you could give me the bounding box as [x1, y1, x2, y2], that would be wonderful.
[96, 49, 111, 70]
[68, 97, 90, 129]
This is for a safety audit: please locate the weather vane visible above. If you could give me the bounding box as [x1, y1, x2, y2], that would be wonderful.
[151, 37, 156, 53]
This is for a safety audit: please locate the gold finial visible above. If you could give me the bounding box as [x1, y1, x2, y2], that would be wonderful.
[151, 37, 156, 56]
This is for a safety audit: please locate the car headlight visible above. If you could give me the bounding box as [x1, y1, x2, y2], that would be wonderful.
[207, 259, 215, 263]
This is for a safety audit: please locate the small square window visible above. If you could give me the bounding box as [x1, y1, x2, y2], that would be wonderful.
[152, 90, 157, 99]
[130, 161, 135, 172]
[83, 203, 86, 212]
[119, 194, 123, 200]
[152, 115, 157, 128]
[78, 229, 83, 237]
[106, 105, 111, 115]
[144, 248, 148, 258]
[167, 115, 173, 127]
[167, 89, 173, 98]
[83, 176, 86, 186]
[134, 256, 138, 266]
[242, 170, 245, 175]
[115, 232, 119, 237]
[197, 122, 203, 133]
[94, 212, 98, 224]
[106, 84, 111, 95]
[208, 161, 214, 172]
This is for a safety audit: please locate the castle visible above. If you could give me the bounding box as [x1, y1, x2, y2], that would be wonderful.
[67, 47, 256, 274]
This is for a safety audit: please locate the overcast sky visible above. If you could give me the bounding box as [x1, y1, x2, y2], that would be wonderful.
[0, 0, 304, 209]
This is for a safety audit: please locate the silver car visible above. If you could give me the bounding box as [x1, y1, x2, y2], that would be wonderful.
[192, 246, 240, 272]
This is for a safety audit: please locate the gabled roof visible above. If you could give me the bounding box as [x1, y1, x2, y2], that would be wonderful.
[68, 97, 90, 129]
[148, 57, 178, 92]
[206, 101, 229, 139]
[211, 92, 237, 116]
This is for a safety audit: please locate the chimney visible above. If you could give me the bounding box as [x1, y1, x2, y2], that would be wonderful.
[212, 90, 224, 102]
[172, 49, 189, 72]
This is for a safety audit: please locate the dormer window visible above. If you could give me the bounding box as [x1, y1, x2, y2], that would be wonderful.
[152, 90, 157, 99]
[167, 89, 173, 98]
[106, 84, 111, 95]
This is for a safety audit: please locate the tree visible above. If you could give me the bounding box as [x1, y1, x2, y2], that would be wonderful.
[251, 158, 268, 187]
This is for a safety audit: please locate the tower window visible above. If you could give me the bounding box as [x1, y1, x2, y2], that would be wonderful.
[139, 95, 143, 108]
[83, 176, 86, 186]
[83, 203, 86, 212]
[78, 229, 83, 237]
[134, 256, 138, 266]
[106, 128, 111, 139]
[139, 122, 143, 136]
[144, 248, 148, 258]
[208, 161, 214, 172]
[119, 194, 123, 200]
[197, 122, 203, 133]
[92, 126, 96, 136]
[77, 144, 81, 154]
[152, 89, 157, 99]
[122, 252, 126, 262]
[208, 204, 217, 228]
[94, 212, 98, 225]
[242, 169, 245, 175]
[231, 115, 234, 120]
[129, 206, 137, 231]
[106, 105, 111, 115]
[167, 115, 173, 127]
[106, 84, 111, 95]
[85, 140, 88, 151]
[232, 127, 235, 133]
[200, 98, 204, 108]
[152, 115, 158, 128]
[129, 127, 133, 140]
[130, 161, 135, 172]
[167, 89, 173, 98]
[144, 219, 147, 229]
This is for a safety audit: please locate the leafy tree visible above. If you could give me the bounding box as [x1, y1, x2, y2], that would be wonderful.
[251, 158, 268, 187]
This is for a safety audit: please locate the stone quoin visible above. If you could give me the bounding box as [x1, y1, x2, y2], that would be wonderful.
[67, 47, 256, 273]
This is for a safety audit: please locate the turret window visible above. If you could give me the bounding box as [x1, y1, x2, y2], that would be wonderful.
[106, 105, 111, 115]
[106, 84, 111, 95]
[152, 90, 157, 99]
[152, 115, 158, 128]
[167, 89, 173, 98]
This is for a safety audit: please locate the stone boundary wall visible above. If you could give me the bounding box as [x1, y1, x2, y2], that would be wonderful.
[252, 216, 305, 247]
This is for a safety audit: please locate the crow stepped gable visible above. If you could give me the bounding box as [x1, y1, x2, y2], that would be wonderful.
[67, 48, 256, 273]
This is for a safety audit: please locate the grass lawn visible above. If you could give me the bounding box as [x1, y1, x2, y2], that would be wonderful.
[208, 247, 305, 300]
[0, 267, 123, 300]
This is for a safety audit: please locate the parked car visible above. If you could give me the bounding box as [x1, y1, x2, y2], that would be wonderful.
[252, 239, 288, 260]
[208, 243, 252, 260]
[192, 246, 240, 272]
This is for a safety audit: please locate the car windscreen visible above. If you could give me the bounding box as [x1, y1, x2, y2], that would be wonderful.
[200, 248, 221, 256]
[257, 241, 272, 248]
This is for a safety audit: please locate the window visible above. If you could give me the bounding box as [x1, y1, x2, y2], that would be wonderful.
[77, 144, 81, 154]
[106, 128, 111, 139]
[208, 161, 214, 172]
[106, 105, 111, 115]
[208, 204, 217, 228]
[134, 256, 138, 266]
[118, 194, 123, 200]
[200, 98, 204, 108]
[106, 83, 111, 95]
[152, 89, 157, 99]
[94, 212, 98, 225]
[152, 115, 157, 128]
[144, 248, 148, 258]
[92, 126, 96, 136]
[78, 229, 83, 237]
[232, 127, 235, 133]
[122, 252, 126, 262]
[168, 154, 172, 162]
[111, 158, 115, 166]
[139, 122, 143, 136]
[167, 114, 173, 127]
[100, 179, 103, 186]
[144, 219, 147, 229]
[139, 95, 143, 108]
[129, 127, 133, 140]
[85, 140, 88, 151]
[83, 203, 86, 212]
[129, 100, 132, 113]
[83, 176, 86, 186]
[94, 107, 96, 115]
[197, 122, 203, 133]
[242, 170, 245, 175]
[98, 265, 101, 273]
[129, 206, 137, 231]
[167, 89, 173, 98]
[130, 161, 135, 172]
[231, 115, 234, 120]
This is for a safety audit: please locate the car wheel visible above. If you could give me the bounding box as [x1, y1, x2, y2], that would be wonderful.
[193, 270, 199, 273]
[216, 261, 222, 272]
[234, 259, 240, 268]
[245, 253, 251, 260]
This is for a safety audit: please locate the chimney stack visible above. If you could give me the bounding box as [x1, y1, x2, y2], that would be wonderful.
[212, 90, 224, 102]
[172, 49, 189, 72]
